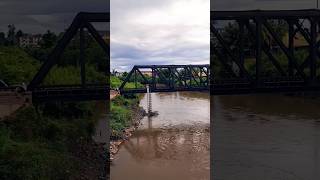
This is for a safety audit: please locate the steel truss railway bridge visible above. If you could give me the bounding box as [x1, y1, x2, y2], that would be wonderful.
[2, 10, 320, 102]
[209, 9, 320, 95]
[0, 12, 110, 102]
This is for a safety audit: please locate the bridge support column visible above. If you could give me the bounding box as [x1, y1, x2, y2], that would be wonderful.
[288, 19, 295, 77]
[80, 27, 86, 87]
[310, 18, 317, 83]
[152, 68, 156, 91]
[238, 20, 245, 78]
[255, 18, 262, 86]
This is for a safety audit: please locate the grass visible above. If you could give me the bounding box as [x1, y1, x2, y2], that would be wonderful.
[0, 46, 40, 85]
[110, 75, 143, 136]
[110, 75, 144, 89]
[110, 95, 141, 136]
[0, 45, 107, 179]
[0, 102, 98, 179]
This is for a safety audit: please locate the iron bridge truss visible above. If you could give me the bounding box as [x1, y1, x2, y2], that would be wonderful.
[27, 12, 110, 102]
[211, 9, 320, 94]
[119, 65, 210, 94]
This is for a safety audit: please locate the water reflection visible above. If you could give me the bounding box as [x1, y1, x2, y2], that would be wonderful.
[111, 92, 210, 180]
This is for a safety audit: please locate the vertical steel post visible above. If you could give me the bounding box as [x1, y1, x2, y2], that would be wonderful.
[189, 66, 192, 87]
[168, 67, 174, 89]
[288, 20, 294, 77]
[238, 20, 245, 78]
[152, 67, 156, 91]
[255, 18, 262, 85]
[310, 18, 317, 82]
[80, 27, 86, 86]
[200, 68, 203, 86]
[134, 68, 137, 88]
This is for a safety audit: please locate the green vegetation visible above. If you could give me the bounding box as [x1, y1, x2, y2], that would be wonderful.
[0, 46, 39, 85]
[0, 26, 108, 179]
[0, 103, 98, 179]
[110, 95, 141, 136]
[110, 75, 143, 136]
[44, 65, 105, 85]
[110, 75, 122, 89]
[111, 75, 143, 89]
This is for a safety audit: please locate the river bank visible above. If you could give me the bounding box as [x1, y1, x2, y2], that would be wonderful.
[110, 94, 146, 160]
[0, 102, 108, 180]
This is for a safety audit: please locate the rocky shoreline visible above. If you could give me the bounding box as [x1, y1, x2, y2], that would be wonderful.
[71, 140, 108, 180]
[110, 106, 146, 160]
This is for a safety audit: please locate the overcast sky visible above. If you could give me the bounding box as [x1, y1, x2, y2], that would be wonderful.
[111, 0, 210, 71]
[0, 0, 109, 33]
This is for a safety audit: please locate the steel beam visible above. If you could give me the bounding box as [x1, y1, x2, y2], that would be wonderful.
[119, 65, 210, 94]
[28, 12, 109, 90]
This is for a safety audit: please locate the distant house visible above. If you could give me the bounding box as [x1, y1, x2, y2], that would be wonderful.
[19, 34, 42, 48]
[141, 71, 153, 77]
[98, 31, 109, 42]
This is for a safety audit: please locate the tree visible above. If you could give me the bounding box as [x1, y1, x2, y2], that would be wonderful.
[111, 69, 118, 76]
[7, 24, 16, 45]
[0, 32, 5, 45]
[121, 72, 128, 81]
[40, 30, 57, 48]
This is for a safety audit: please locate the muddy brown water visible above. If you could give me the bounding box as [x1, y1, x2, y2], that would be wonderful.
[212, 94, 320, 180]
[111, 93, 320, 180]
[110, 92, 210, 180]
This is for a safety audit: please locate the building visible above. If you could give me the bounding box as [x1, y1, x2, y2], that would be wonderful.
[19, 34, 42, 48]
[98, 31, 109, 42]
[141, 71, 153, 77]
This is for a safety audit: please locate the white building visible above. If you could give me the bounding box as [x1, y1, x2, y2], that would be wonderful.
[19, 34, 42, 48]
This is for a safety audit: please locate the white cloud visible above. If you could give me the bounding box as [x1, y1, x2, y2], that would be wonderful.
[111, 0, 210, 71]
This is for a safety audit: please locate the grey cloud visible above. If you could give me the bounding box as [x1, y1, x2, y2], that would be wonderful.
[0, 0, 109, 33]
[111, 0, 209, 71]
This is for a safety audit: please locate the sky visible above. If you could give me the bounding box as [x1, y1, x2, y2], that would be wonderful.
[0, 0, 109, 33]
[111, 0, 210, 72]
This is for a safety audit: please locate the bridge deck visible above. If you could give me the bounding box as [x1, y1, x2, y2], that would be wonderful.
[32, 85, 109, 102]
[211, 9, 320, 19]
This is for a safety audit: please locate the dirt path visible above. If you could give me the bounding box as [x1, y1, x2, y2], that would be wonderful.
[110, 90, 119, 100]
[0, 91, 29, 119]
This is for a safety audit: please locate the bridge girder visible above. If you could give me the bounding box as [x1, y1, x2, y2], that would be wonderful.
[119, 65, 210, 94]
[25, 12, 109, 102]
[211, 9, 320, 94]
[28, 12, 110, 91]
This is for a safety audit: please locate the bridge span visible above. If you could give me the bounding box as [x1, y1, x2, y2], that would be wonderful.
[210, 9, 320, 95]
[2, 10, 320, 102]
[119, 65, 210, 94]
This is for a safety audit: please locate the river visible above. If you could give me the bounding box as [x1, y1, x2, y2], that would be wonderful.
[212, 94, 320, 180]
[110, 92, 210, 180]
[111, 92, 320, 180]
